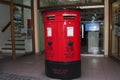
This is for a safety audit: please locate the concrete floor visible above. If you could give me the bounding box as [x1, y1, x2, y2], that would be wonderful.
[0, 54, 120, 80]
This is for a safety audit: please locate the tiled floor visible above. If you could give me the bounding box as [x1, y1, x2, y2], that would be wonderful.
[0, 54, 120, 80]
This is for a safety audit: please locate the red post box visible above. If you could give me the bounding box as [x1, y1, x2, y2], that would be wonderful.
[42, 8, 81, 79]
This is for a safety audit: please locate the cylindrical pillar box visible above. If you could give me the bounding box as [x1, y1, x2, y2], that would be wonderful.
[42, 8, 81, 79]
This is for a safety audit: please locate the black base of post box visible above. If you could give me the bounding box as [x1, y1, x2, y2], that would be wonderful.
[45, 60, 81, 79]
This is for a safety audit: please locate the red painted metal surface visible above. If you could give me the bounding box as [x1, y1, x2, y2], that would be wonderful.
[43, 10, 81, 62]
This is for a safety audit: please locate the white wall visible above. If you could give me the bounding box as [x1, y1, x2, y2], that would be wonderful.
[0, 4, 10, 51]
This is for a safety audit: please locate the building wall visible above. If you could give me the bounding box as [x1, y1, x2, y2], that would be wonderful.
[39, 12, 45, 52]
[0, 3, 10, 51]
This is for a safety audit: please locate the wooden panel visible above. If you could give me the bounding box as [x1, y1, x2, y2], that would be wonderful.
[31, 0, 35, 54]
[0, 0, 10, 5]
[119, 38, 120, 56]
[10, 0, 16, 60]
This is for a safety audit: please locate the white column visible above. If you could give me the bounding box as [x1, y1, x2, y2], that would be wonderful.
[33, 0, 40, 53]
[104, 0, 109, 57]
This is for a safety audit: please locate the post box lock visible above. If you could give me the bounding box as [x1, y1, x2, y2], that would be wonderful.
[67, 41, 73, 46]
[48, 41, 53, 46]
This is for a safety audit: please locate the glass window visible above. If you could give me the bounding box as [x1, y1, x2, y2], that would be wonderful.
[14, 0, 23, 4]
[81, 8, 104, 54]
[14, 0, 31, 6]
[39, 0, 104, 8]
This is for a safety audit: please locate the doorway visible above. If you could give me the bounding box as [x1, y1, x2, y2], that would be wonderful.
[81, 8, 104, 55]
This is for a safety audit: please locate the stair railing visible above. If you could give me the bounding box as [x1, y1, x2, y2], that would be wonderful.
[2, 21, 11, 32]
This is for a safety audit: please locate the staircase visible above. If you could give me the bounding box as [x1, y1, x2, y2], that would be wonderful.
[1, 30, 26, 56]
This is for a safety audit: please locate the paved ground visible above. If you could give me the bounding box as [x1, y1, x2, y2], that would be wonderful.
[0, 72, 40, 80]
[0, 54, 120, 80]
